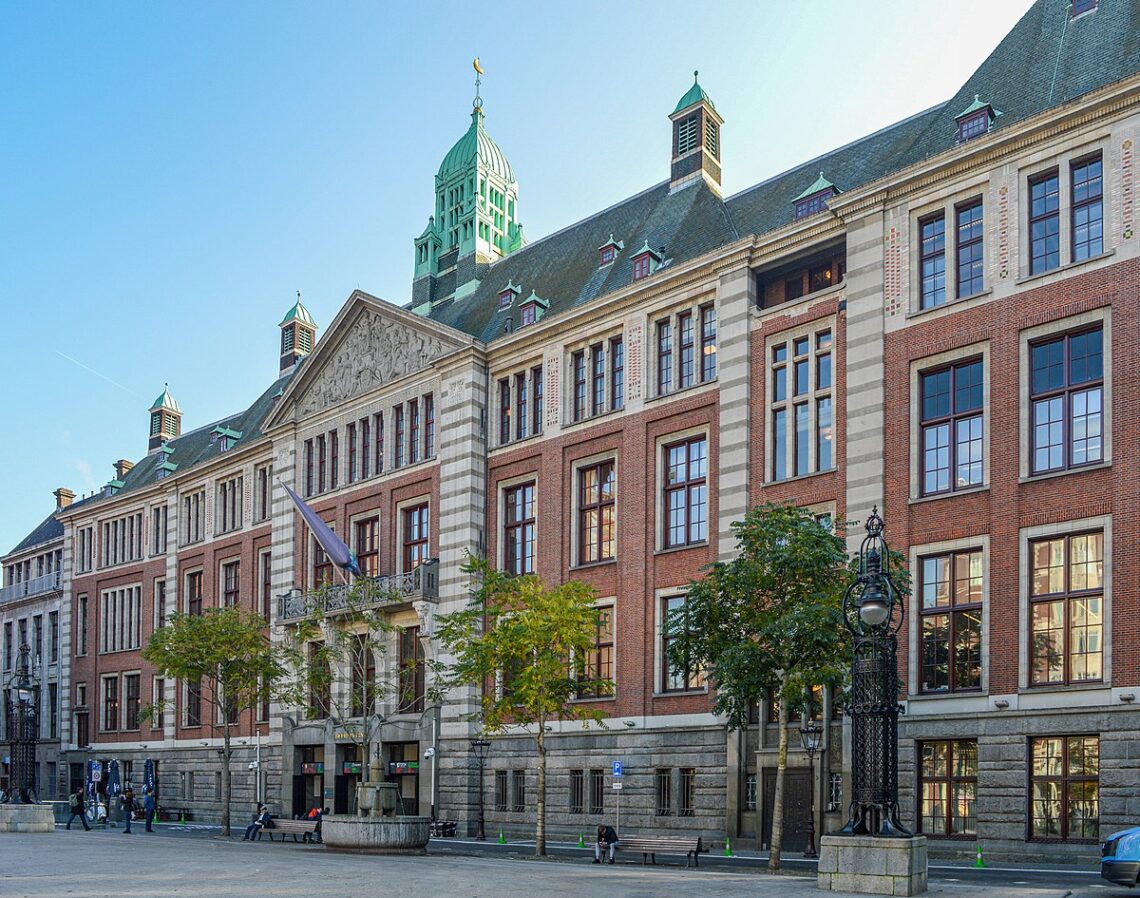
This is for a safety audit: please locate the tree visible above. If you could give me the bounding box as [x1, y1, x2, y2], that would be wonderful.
[276, 577, 399, 807]
[666, 503, 850, 870]
[142, 607, 283, 836]
[433, 556, 610, 856]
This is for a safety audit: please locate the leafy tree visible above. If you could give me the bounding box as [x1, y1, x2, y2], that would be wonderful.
[433, 556, 610, 856]
[142, 607, 283, 836]
[276, 578, 399, 804]
[666, 503, 849, 870]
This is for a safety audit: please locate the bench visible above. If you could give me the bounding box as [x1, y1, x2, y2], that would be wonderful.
[258, 819, 321, 843]
[616, 836, 708, 868]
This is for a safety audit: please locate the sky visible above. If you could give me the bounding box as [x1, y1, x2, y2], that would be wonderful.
[0, 0, 1037, 554]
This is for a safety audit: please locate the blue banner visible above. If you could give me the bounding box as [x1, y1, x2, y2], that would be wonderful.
[108, 759, 121, 797]
[282, 482, 361, 576]
[144, 758, 155, 794]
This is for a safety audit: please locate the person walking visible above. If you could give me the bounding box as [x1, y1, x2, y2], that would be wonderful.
[143, 787, 156, 832]
[66, 789, 91, 831]
[593, 823, 619, 864]
[120, 787, 136, 834]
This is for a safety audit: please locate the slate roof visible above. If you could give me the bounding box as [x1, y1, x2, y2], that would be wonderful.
[7, 512, 64, 556]
[422, 0, 1140, 341]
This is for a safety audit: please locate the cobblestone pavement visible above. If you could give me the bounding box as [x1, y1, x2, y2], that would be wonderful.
[3, 829, 1103, 898]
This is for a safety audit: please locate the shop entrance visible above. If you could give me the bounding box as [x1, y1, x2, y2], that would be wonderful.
[384, 742, 420, 815]
[334, 745, 362, 815]
[293, 746, 324, 818]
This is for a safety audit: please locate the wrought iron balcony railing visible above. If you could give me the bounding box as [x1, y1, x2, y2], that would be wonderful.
[0, 571, 62, 605]
[277, 559, 439, 622]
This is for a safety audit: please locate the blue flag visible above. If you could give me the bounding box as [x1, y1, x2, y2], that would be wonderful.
[281, 482, 362, 577]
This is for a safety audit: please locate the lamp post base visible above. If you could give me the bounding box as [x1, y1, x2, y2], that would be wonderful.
[0, 804, 55, 834]
[817, 834, 928, 895]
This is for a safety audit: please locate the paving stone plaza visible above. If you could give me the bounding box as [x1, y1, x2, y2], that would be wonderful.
[0, 830, 1117, 898]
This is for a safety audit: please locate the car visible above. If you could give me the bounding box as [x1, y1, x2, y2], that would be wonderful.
[1103, 827, 1140, 887]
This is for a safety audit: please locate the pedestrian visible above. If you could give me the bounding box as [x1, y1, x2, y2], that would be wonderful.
[66, 789, 91, 831]
[143, 787, 156, 832]
[593, 823, 619, 864]
[243, 805, 271, 841]
[120, 787, 136, 834]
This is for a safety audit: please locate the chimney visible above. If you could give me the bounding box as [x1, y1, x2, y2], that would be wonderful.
[54, 487, 76, 510]
[114, 459, 135, 481]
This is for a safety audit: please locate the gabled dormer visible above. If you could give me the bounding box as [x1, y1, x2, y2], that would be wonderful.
[631, 241, 664, 282]
[598, 235, 624, 267]
[955, 95, 1002, 143]
[154, 445, 177, 481]
[670, 71, 724, 194]
[518, 290, 549, 327]
[498, 279, 522, 311]
[211, 425, 243, 453]
[793, 172, 839, 220]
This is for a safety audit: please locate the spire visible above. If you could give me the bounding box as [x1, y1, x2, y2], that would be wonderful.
[279, 291, 317, 373]
[473, 56, 485, 116]
[669, 70, 724, 194]
[150, 383, 180, 413]
[148, 383, 182, 452]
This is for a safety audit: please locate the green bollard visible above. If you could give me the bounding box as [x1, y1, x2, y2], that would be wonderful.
[578, 832, 585, 848]
[498, 827, 506, 844]
[973, 843, 985, 868]
[724, 836, 733, 857]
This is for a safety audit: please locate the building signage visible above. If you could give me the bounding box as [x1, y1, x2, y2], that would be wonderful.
[334, 730, 365, 743]
[388, 761, 419, 775]
[342, 762, 362, 775]
[300, 762, 324, 775]
[612, 761, 622, 778]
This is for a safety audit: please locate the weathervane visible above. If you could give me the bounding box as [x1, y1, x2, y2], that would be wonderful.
[473, 57, 484, 110]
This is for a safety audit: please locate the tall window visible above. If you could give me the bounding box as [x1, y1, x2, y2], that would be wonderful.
[152, 505, 168, 554]
[662, 595, 705, 691]
[577, 606, 614, 698]
[260, 552, 272, 621]
[100, 586, 141, 652]
[181, 492, 204, 545]
[329, 430, 339, 489]
[657, 320, 673, 395]
[678, 312, 695, 389]
[373, 412, 384, 475]
[398, 626, 425, 713]
[515, 374, 528, 440]
[1030, 735, 1099, 841]
[679, 768, 696, 816]
[920, 550, 983, 692]
[409, 399, 420, 464]
[317, 434, 327, 493]
[360, 417, 371, 479]
[572, 351, 587, 422]
[504, 483, 536, 576]
[347, 422, 357, 483]
[350, 635, 376, 718]
[402, 504, 429, 572]
[1071, 155, 1103, 263]
[306, 644, 329, 718]
[1029, 169, 1060, 275]
[221, 560, 240, 607]
[591, 344, 606, 416]
[532, 365, 544, 435]
[1030, 531, 1103, 685]
[77, 597, 87, 655]
[394, 406, 405, 467]
[1030, 327, 1103, 474]
[700, 305, 717, 381]
[919, 740, 977, 836]
[495, 770, 508, 812]
[771, 330, 834, 480]
[355, 517, 379, 577]
[570, 770, 585, 814]
[956, 200, 984, 299]
[255, 464, 272, 521]
[154, 579, 167, 630]
[153, 678, 165, 728]
[512, 770, 526, 813]
[304, 439, 314, 496]
[186, 570, 203, 616]
[589, 769, 605, 815]
[663, 436, 708, 548]
[610, 337, 624, 410]
[313, 533, 333, 587]
[920, 359, 983, 495]
[49, 611, 58, 662]
[185, 678, 203, 727]
[102, 676, 119, 731]
[124, 674, 141, 731]
[656, 769, 672, 815]
[499, 378, 511, 444]
[577, 461, 615, 564]
[920, 212, 946, 309]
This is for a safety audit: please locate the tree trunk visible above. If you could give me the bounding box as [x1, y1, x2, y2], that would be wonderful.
[535, 721, 547, 856]
[221, 721, 232, 837]
[769, 685, 790, 871]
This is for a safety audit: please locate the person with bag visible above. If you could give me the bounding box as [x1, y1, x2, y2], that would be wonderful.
[143, 787, 156, 832]
[120, 786, 136, 834]
[66, 789, 91, 831]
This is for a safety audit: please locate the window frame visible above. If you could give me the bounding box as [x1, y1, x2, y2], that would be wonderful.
[575, 603, 614, 699]
[660, 593, 706, 693]
[917, 739, 978, 838]
[768, 325, 835, 482]
[502, 481, 537, 577]
[917, 550, 984, 694]
[1028, 326, 1104, 476]
[1029, 735, 1100, 842]
[662, 435, 709, 550]
[919, 211, 947, 309]
[955, 199, 984, 299]
[1028, 168, 1061, 276]
[575, 459, 616, 566]
[1028, 530, 1104, 687]
[1070, 153, 1104, 264]
[400, 501, 430, 573]
[918, 357, 985, 497]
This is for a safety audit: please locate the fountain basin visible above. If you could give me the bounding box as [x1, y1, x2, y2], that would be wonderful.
[321, 814, 431, 854]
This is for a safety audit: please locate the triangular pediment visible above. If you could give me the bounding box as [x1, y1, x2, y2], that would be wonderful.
[266, 290, 471, 427]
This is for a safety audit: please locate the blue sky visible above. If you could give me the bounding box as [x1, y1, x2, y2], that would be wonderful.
[0, 0, 1034, 553]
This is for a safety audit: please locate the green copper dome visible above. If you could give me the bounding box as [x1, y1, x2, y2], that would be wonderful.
[279, 298, 316, 328]
[674, 70, 716, 115]
[150, 383, 181, 413]
[437, 108, 514, 183]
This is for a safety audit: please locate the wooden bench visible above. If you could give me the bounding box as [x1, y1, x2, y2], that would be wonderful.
[616, 836, 708, 868]
[258, 819, 321, 843]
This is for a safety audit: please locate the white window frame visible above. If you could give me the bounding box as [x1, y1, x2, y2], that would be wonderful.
[394, 496, 432, 575]
[496, 473, 540, 573]
[765, 319, 837, 482]
[569, 451, 619, 569]
[654, 425, 711, 552]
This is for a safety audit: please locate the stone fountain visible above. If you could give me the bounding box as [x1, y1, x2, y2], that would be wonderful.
[320, 758, 431, 854]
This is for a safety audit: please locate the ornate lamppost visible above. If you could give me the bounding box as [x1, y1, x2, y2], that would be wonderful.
[799, 718, 823, 859]
[470, 737, 490, 840]
[5, 643, 39, 804]
[838, 507, 910, 838]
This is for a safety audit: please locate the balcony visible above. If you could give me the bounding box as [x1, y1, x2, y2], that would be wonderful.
[0, 571, 62, 605]
[277, 560, 439, 622]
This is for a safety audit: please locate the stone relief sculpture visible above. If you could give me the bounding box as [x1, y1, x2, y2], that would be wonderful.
[296, 311, 447, 417]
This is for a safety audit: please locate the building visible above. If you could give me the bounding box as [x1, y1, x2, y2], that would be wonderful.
[1, 488, 73, 800]
[19, 0, 1138, 858]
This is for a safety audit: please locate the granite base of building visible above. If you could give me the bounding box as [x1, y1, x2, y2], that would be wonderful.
[0, 804, 56, 833]
[817, 835, 927, 896]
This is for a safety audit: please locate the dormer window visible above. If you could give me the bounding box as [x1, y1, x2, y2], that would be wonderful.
[498, 279, 522, 311]
[517, 290, 548, 328]
[793, 172, 839, 221]
[1072, 0, 1096, 16]
[597, 235, 624, 267]
[954, 95, 1001, 143]
[520, 304, 537, 327]
[211, 425, 242, 454]
[600, 246, 615, 266]
[631, 241, 663, 282]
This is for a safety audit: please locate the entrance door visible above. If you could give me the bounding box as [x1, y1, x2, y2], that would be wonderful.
[291, 775, 307, 819]
[761, 769, 811, 853]
[385, 743, 420, 815]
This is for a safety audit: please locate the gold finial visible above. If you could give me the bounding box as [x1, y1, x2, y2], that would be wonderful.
[473, 57, 485, 76]
[473, 57, 484, 110]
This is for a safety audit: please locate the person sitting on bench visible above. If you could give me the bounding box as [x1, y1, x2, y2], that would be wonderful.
[243, 805, 271, 841]
[593, 823, 619, 864]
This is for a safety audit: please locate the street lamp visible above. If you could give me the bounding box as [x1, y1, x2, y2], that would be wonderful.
[799, 718, 823, 859]
[470, 737, 491, 840]
[5, 643, 39, 804]
[838, 507, 910, 837]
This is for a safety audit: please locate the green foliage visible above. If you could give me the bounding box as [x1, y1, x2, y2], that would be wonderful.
[666, 503, 851, 729]
[433, 556, 610, 732]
